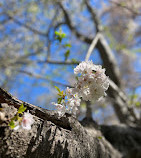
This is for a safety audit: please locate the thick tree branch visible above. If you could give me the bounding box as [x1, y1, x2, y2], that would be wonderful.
[0, 88, 121, 158]
[0, 87, 71, 130]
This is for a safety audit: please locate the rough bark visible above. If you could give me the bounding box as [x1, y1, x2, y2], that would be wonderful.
[0, 88, 121, 158]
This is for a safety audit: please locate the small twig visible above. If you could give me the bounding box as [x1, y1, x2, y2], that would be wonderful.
[110, 0, 141, 16]
[37, 59, 80, 65]
[84, 0, 102, 32]
[17, 70, 71, 87]
[57, 1, 92, 44]
[85, 33, 100, 61]
[6, 13, 46, 36]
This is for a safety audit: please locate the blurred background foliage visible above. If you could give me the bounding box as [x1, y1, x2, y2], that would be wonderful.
[0, 0, 141, 124]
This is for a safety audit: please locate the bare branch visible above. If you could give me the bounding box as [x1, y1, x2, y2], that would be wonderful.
[85, 33, 100, 61]
[6, 13, 47, 36]
[84, 0, 102, 32]
[110, 0, 141, 16]
[37, 59, 80, 65]
[17, 69, 71, 87]
[57, 2, 92, 44]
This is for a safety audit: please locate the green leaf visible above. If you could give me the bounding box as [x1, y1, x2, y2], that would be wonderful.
[55, 30, 66, 42]
[57, 98, 63, 104]
[75, 76, 78, 81]
[11, 116, 18, 121]
[9, 120, 15, 129]
[18, 103, 27, 114]
[132, 94, 138, 99]
[55, 31, 61, 36]
[64, 43, 71, 48]
[61, 33, 66, 38]
[64, 50, 70, 61]
[97, 136, 102, 140]
[55, 86, 61, 93]
[58, 91, 64, 97]
[135, 102, 140, 107]
[71, 58, 78, 63]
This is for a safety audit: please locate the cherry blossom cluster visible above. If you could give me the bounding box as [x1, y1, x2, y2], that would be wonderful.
[13, 111, 34, 130]
[74, 61, 109, 101]
[52, 87, 81, 117]
[52, 61, 109, 117]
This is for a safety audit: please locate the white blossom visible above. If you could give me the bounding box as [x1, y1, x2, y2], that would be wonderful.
[14, 125, 20, 130]
[52, 102, 66, 117]
[0, 111, 6, 121]
[21, 111, 34, 130]
[74, 61, 109, 101]
[74, 60, 94, 75]
[65, 88, 81, 115]
[14, 111, 34, 130]
[66, 87, 73, 98]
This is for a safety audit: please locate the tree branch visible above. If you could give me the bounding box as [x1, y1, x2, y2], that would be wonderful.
[6, 13, 47, 36]
[85, 101, 92, 119]
[57, 2, 92, 44]
[84, 0, 102, 32]
[0, 87, 121, 158]
[16, 69, 71, 87]
[110, 0, 141, 16]
[85, 33, 100, 61]
[37, 59, 80, 65]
